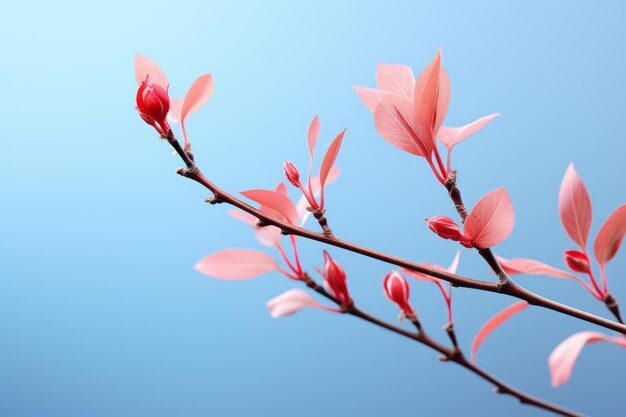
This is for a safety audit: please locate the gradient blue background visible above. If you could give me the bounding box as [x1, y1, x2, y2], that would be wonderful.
[1, 1, 625, 416]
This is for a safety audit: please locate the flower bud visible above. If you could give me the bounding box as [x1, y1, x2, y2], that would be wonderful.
[136, 77, 171, 136]
[283, 161, 302, 188]
[322, 250, 350, 305]
[425, 216, 462, 241]
[383, 270, 414, 317]
[564, 250, 591, 274]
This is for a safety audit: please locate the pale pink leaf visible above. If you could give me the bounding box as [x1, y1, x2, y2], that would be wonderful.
[134, 54, 168, 90]
[464, 188, 515, 249]
[240, 189, 298, 225]
[319, 129, 346, 192]
[559, 164, 592, 249]
[266, 289, 337, 318]
[594, 204, 626, 266]
[195, 249, 279, 280]
[353, 86, 387, 112]
[446, 250, 461, 274]
[496, 255, 575, 279]
[472, 301, 528, 363]
[374, 94, 426, 156]
[549, 331, 626, 387]
[376, 63, 415, 100]
[275, 182, 289, 197]
[228, 210, 281, 247]
[167, 99, 183, 124]
[297, 167, 340, 225]
[437, 113, 500, 150]
[308, 116, 320, 159]
[180, 73, 214, 146]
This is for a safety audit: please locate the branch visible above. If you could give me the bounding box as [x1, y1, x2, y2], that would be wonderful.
[300, 273, 584, 417]
[164, 132, 626, 335]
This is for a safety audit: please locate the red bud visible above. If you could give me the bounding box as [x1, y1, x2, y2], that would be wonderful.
[425, 216, 462, 241]
[383, 271, 414, 317]
[322, 250, 350, 305]
[283, 161, 302, 188]
[564, 250, 591, 274]
[136, 77, 171, 136]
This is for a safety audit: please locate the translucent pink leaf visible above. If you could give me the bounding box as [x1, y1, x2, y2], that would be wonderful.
[472, 301, 528, 363]
[180, 73, 214, 146]
[437, 113, 500, 150]
[447, 250, 461, 274]
[374, 94, 426, 156]
[496, 256, 575, 279]
[353, 86, 387, 112]
[167, 98, 183, 124]
[266, 289, 338, 318]
[594, 204, 626, 266]
[548, 331, 626, 387]
[241, 189, 298, 225]
[195, 249, 279, 280]
[464, 188, 515, 249]
[376, 63, 415, 100]
[275, 182, 289, 197]
[308, 115, 320, 159]
[228, 210, 281, 247]
[414, 49, 449, 149]
[319, 129, 346, 207]
[559, 164, 592, 249]
[297, 167, 340, 225]
[134, 54, 168, 90]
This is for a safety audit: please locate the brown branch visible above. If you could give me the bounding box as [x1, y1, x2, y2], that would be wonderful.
[300, 273, 584, 417]
[163, 132, 626, 335]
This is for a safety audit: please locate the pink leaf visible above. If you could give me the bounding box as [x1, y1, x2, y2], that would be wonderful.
[180, 73, 214, 146]
[559, 164, 592, 249]
[437, 113, 500, 150]
[495, 256, 575, 279]
[241, 189, 298, 225]
[308, 115, 320, 160]
[472, 301, 528, 363]
[266, 289, 338, 317]
[548, 331, 626, 387]
[376, 63, 415, 100]
[195, 249, 279, 280]
[228, 210, 281, 247]
[594, 204, 626, 266]
[374, 94, 426, 156]
[319, 129, 346, 206]
[353, 86, 387, 112]
[167, 98, 183, 124]
[464, 188, 515, 249]
[414, 49, 449, 151]
[297, 167, 340, 225]
[134, 54, 168, 90]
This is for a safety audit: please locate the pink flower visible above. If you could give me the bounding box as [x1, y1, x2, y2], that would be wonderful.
[563, 250, 591, 274]
[320, 250, 350, 306]
[425, 215, 462, 241]
[136, 77, 171, 137]
[383, 271, 414, 318]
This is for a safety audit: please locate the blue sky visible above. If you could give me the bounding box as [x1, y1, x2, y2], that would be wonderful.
[1, 1, 625, 416]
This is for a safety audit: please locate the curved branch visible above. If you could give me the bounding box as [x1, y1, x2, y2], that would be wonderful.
[165, 131, 626, 335]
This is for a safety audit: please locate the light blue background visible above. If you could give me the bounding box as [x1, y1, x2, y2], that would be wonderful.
[1, 1, 625, 416]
